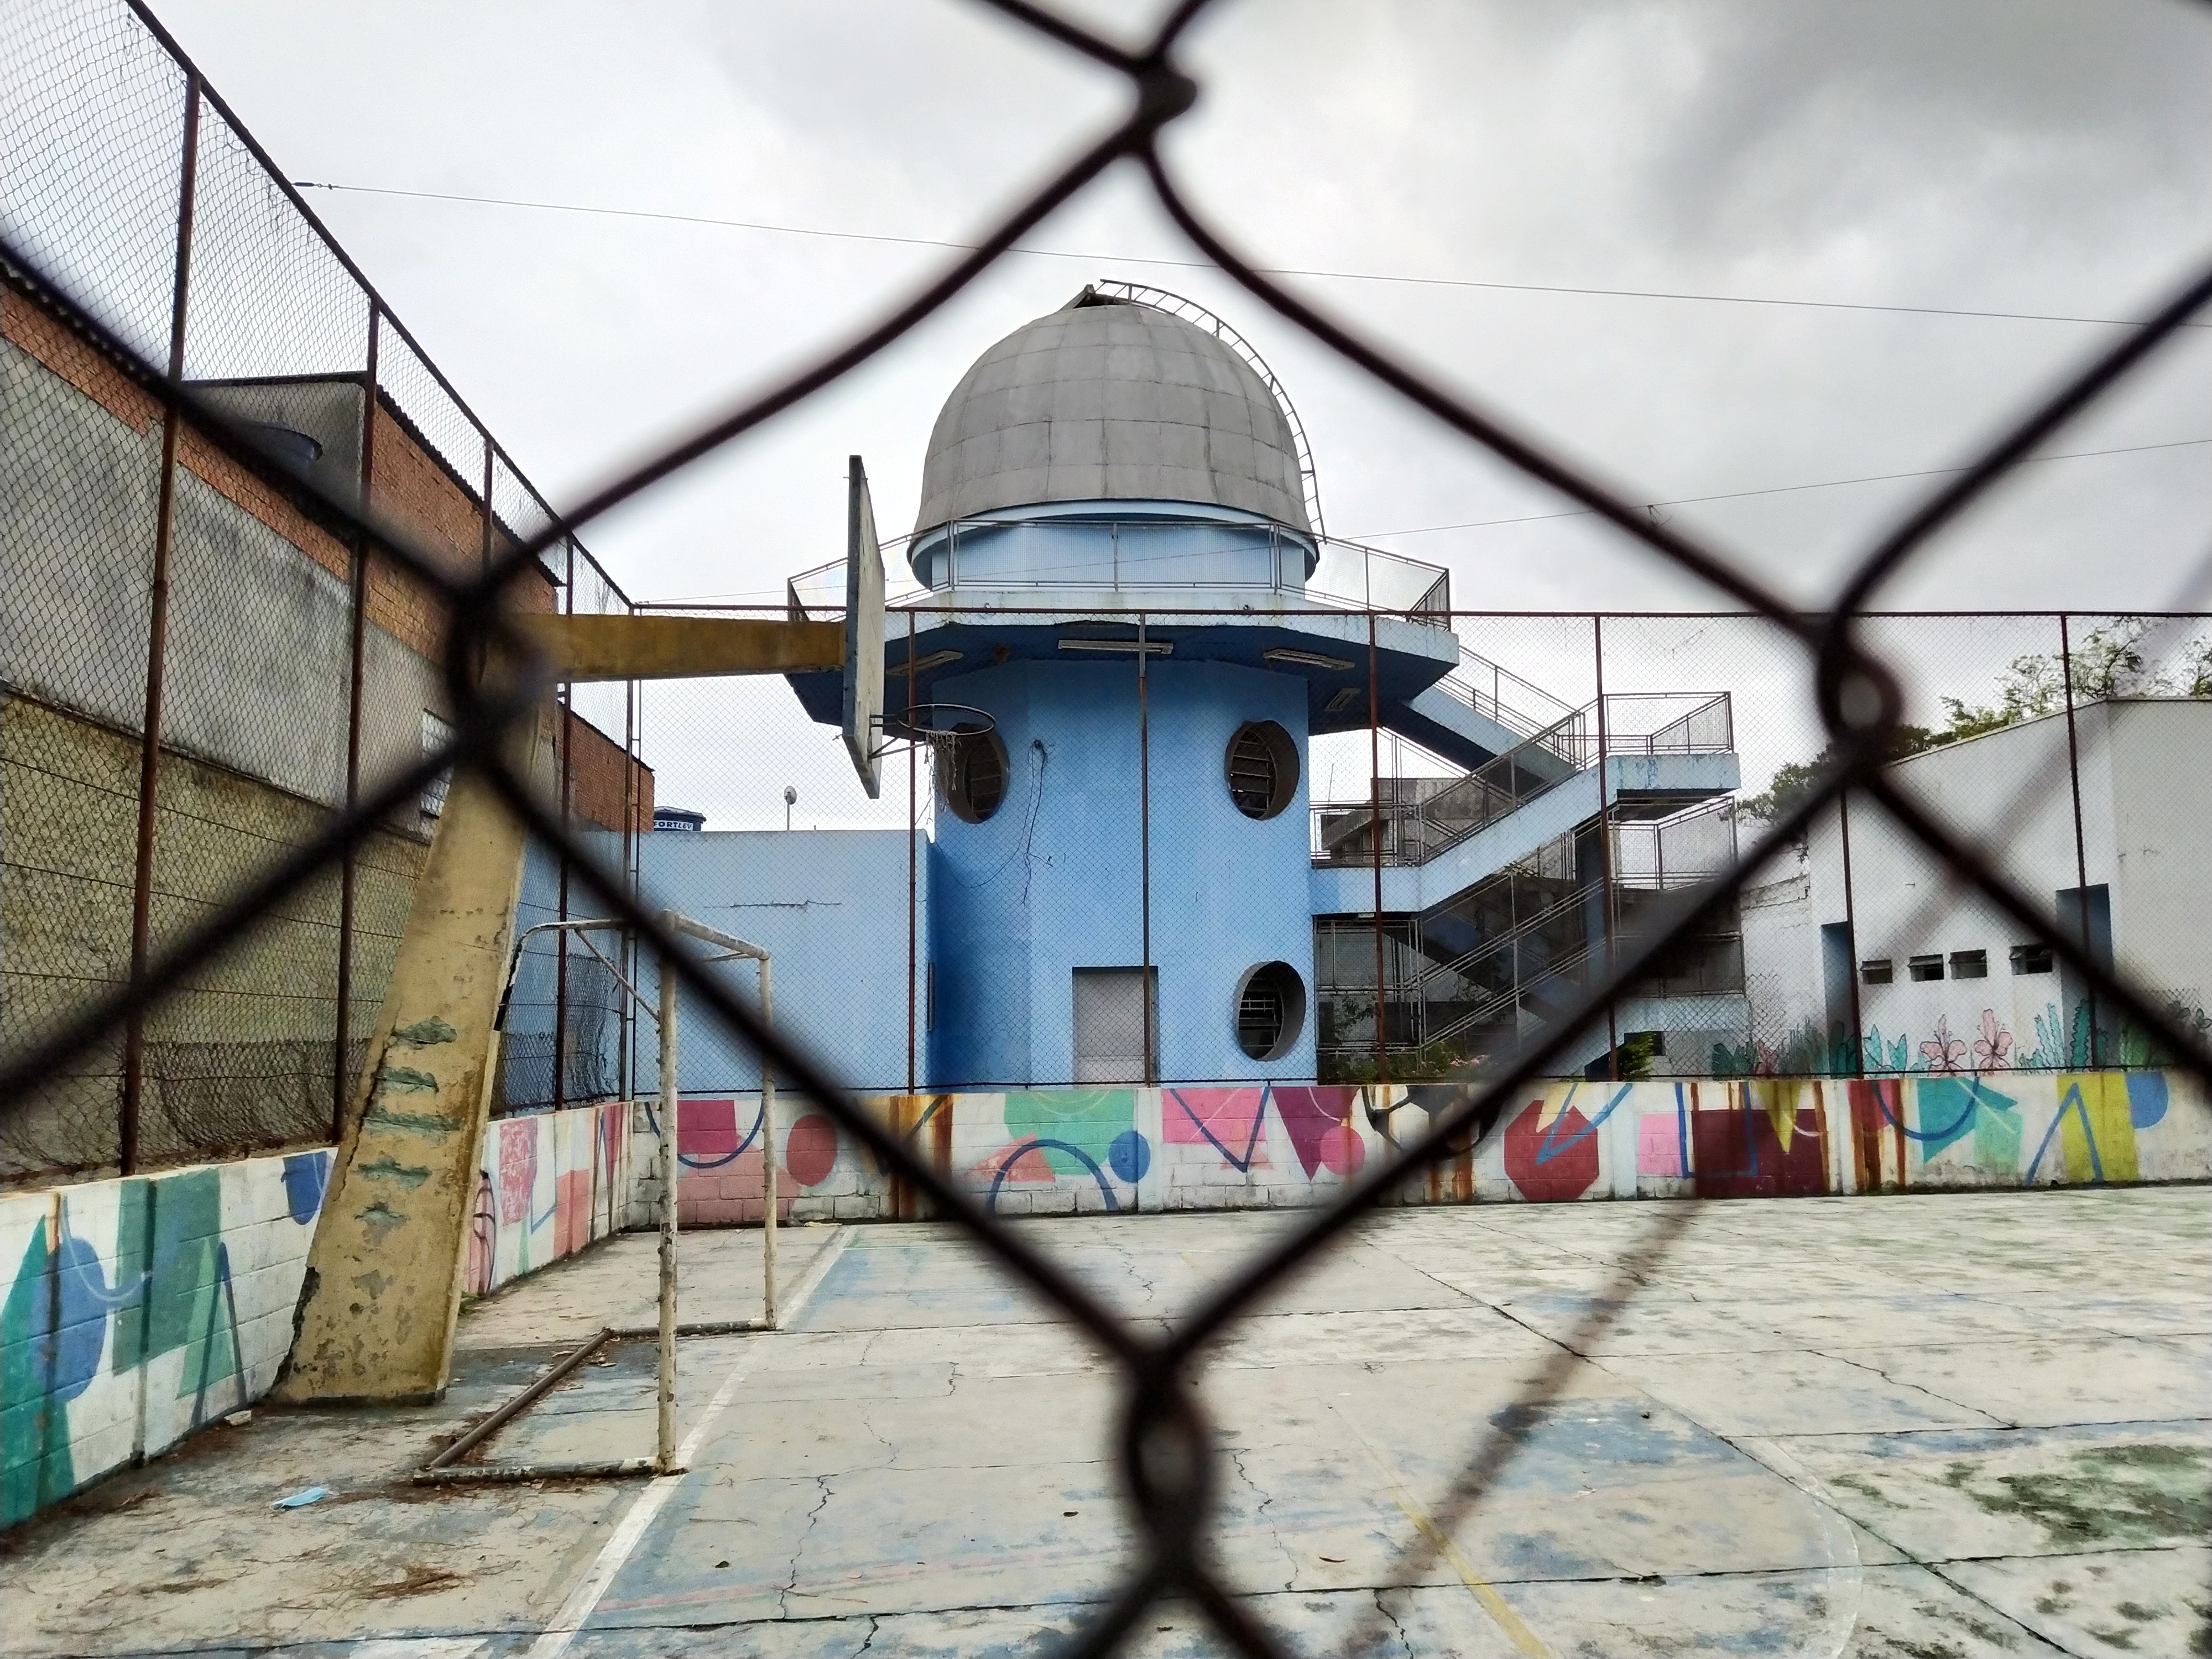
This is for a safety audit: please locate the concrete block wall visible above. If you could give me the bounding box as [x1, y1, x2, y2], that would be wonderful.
[1, 1148, 331, 1530]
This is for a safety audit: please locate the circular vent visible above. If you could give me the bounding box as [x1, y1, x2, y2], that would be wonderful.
[938, 726, 1009, 823]
[1224, 721, 1298, 820]
[1233, 961, 1306, 1061]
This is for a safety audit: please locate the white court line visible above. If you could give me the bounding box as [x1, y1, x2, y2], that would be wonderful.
[524, 1225, 851, 1659]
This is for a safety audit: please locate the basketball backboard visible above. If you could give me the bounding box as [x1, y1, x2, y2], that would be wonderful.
[842, 456, 885, 799]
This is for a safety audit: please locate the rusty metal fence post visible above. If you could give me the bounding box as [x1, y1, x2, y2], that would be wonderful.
[118, 72, 201, 1175]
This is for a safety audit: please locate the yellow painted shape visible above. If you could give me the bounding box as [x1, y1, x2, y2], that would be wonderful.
[1534, 1082, 1576, 1132]
[276, 747, 535, 1404]
[1344, 1411, 1552, 1657]
[517, 613, 843, 682]
[2057, 1072, 2138, 1184]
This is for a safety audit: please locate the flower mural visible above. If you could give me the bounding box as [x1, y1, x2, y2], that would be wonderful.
[1919, 1015, 1967, 1073]
[1972, 1009, 2013, 1072]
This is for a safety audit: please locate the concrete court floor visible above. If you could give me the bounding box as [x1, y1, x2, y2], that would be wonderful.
[2, 1190, 2206, 1659]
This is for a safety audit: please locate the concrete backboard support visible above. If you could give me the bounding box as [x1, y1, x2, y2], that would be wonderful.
[274, 740, 538, 1404]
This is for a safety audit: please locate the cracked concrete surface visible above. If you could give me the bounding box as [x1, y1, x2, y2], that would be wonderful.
[1, 1188, 2205, 1656]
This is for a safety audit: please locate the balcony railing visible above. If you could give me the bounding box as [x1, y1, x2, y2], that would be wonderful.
[784, 519, 1453, 624]
[1311, 692, 1734, 869]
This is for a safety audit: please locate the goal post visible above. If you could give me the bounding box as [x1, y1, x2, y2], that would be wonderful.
[416, 910, 779, 1484]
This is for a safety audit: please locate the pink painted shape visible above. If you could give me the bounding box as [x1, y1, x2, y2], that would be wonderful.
[1164, 1087, 1268, 1165]
[1638, 1112, 1686, 1176]
[679, 1097, 739, 1160]
[496, 1118, 536, 1225]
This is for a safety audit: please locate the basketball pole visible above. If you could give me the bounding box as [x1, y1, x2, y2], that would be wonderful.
[656, 911, 680, 1473]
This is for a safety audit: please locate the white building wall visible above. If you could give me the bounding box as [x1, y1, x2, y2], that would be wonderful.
[1738, 700, 2210, 1072]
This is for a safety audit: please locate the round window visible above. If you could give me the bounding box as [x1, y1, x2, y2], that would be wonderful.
[1233, 961, 1307, 1062]
[938, 725, 1009, 823]
[1224, 721, 1299, 820]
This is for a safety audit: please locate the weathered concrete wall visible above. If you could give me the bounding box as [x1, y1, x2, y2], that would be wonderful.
[660, 1066, 2211, 1223]
[0, 1147, 332, 1528]
[0, 692, 432, 1183]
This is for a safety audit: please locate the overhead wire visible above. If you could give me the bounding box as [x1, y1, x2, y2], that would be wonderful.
[289, 180, 2211, 332]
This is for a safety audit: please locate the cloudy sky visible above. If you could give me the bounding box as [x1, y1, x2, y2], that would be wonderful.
[61, 1, 2212, 815]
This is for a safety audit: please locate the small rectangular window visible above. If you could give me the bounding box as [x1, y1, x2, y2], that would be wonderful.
[420, 710, 456, 818]
[1860, 958, 1893, 985]
[2010, 943, 2054, 975]
[1949, 950, 1988, 980]
[1908, 954, 1944, 982]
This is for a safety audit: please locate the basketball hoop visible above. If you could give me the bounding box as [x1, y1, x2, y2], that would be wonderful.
[876, 702, 997, 761]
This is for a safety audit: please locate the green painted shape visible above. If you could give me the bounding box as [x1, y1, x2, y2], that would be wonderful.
[392, 1017, 458, 1047]
[1973, 1092, 2023, 1170]
[2, 1219, 75, 1526]
[363, 1105, 463, 1134]
[1001, 1089, 1135, 1177]
[108, 1178, 152, 1372]
[374, 1065, 440, 1094]
[111, 1168, 222, 1371]
[358, 1155, 431, 1188]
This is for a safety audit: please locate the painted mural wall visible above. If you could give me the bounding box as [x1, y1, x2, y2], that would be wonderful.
[0, 1098, 632, 1531]
[463, 1099, 634, 1298]
[6, 1074, 2203, 1530]
[1, 1147, 332, 1530]
[666, 1068, 2210, 1222]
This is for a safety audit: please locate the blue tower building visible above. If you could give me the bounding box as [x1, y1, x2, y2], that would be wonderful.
[774, 284, 1743, 1092]
[849, 285, 1460, 1088]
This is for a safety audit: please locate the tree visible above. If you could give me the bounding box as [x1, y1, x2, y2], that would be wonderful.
[1741, 619, 2209, 825]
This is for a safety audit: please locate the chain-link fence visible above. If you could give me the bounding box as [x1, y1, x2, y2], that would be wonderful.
[0, 0, 648, 1180]
[4, 1, 2212, 1653]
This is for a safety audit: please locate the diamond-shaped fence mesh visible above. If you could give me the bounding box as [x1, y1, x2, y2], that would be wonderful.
[2, 1, 2210, 1652]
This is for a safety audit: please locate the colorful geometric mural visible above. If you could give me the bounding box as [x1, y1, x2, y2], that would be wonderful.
[1, 1150, 330, 1530]
[465, 1100, 632, 1296]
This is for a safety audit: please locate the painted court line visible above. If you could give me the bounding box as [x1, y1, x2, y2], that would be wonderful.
[525, 1226, 849, 1659]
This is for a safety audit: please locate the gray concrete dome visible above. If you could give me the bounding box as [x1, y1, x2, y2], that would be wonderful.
[914, 289, 1310, 536]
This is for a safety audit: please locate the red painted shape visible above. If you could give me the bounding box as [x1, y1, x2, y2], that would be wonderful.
[1502, 1100, 1601, 1201]
[1274, 1086, 1361, 1178]
[1692, 1095, 1828, 1199]
[786, 1112, 839, 1187]
[1846, 1080, 1903, 1193]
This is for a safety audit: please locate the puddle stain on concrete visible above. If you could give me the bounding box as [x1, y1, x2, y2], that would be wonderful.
[1939, 1443, 2211, 1548]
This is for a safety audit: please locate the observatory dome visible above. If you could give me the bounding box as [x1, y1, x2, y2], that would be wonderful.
[914, 288, 1310, 537]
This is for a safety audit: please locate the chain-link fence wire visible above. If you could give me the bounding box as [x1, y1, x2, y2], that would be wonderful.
[4, 1, 2212, 1652]
[0, 0, 638, 1181]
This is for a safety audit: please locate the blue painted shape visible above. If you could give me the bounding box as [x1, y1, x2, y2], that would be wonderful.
[280, 1151, 328, 1224]
[50, 1233, 105, 1403]
[1908, 1078, 2010, 1159]
[1532, 1082, 1632, 1165]
[985, 1139, 1120, 1213]
[1673, 1083, 1690, 1177]
[2127, 1072, 2168, 1129]
[2024, 1079, 2104, 1185]
[1109, 1129, 1151, 1183]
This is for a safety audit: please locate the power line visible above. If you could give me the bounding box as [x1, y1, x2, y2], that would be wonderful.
[1345, 436, 2212, 541]
[289, 180, 2208, 332]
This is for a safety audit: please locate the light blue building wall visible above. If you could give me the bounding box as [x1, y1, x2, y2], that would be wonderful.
[929, 656, 1313, 1087]
[634, 829, 924, 1097]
